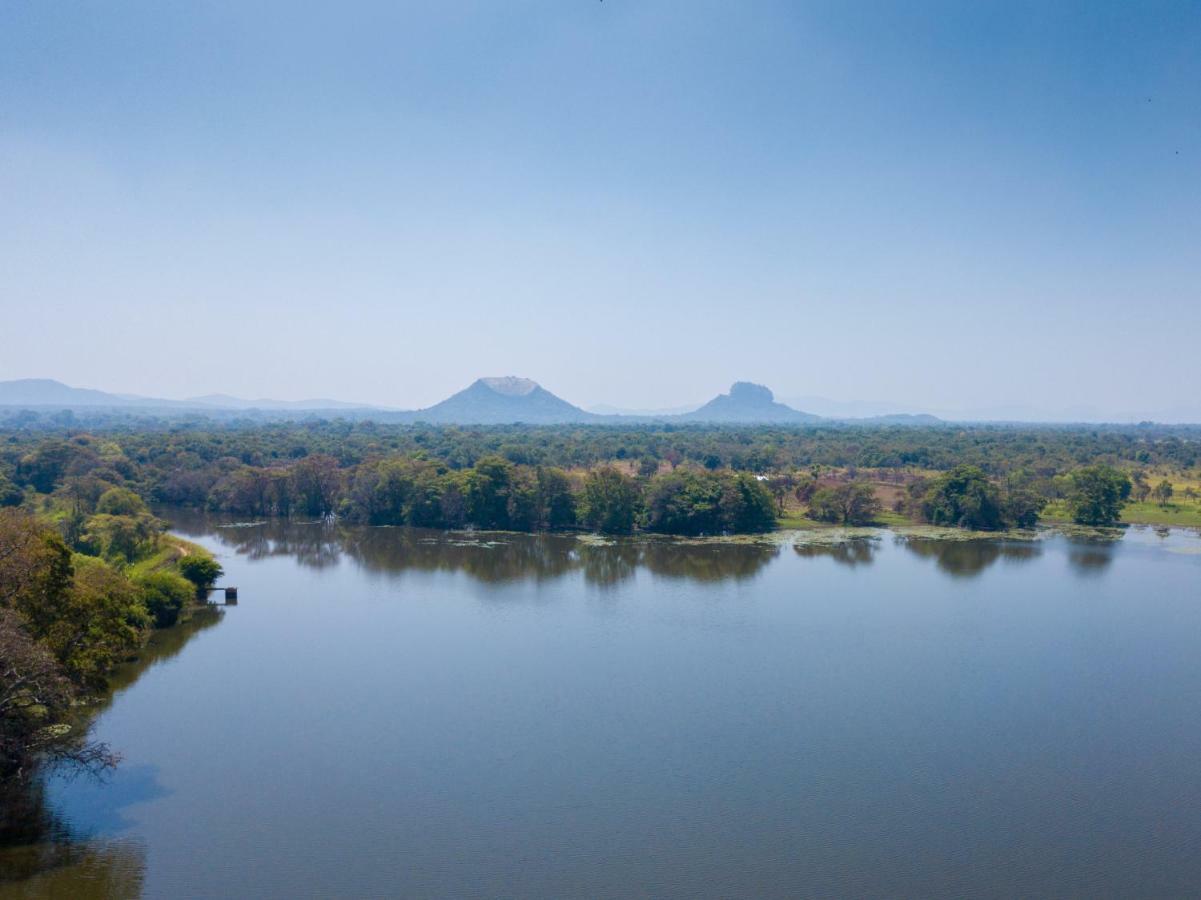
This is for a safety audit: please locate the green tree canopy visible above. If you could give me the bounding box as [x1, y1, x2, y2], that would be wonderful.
[95, 487, 149, 517]
[580, 467, 641, 534]
[920, 465, 1005, 530]
[808, 482, 882, 526]
[178, 555, 223, 591]
[1067, 465, 1131, 526]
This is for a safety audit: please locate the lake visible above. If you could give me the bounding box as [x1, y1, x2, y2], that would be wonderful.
[3, 517, 1201, 898]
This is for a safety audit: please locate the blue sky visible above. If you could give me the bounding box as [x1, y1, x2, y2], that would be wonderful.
[2, 1, 1198, 419]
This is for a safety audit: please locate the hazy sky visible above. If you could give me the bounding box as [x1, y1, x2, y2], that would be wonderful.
[2, 1, 1198, 419]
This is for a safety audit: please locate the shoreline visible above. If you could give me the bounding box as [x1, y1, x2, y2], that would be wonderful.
[192, 514, 1197, 548]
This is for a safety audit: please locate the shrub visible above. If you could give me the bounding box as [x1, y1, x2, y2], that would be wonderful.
[178, 555, 223, 591]
[136, 571, 195, 627]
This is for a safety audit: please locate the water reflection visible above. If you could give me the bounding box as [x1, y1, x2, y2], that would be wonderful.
[1066, 539, 1118, 577]
[0, 609, 220, 892]
[16, 513, 1201, 898]
[347, 529, 580, 583]
[794, 538, 880, 568]
[0, 772, 145, 896]
[344, 529, 780, 587]
[901, 538, 1043, 578]
[165, 511, 783, 588]
[204, 519, 344, 569]
[577, 541, 640, 587]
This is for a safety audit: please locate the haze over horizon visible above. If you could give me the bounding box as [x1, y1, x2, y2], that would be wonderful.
[2, 2, 1198, 419]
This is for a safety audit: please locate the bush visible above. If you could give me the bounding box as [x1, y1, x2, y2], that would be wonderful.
[178, 555, 223, 591]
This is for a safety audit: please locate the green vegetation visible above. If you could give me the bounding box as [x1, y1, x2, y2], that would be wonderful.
[914, 465, 1045, 530]
[1042, 498, 1201, 529]
[643, 470, 776, 535]
[178, 556, 223, 592]
[134, 570, 197, 628]
[0, 481, 221, 778]
[1, 421, 1199, 538]
[579, 467, 642, 534]
[808, 482, 883, 526]
[1065, 465, 1132, 527]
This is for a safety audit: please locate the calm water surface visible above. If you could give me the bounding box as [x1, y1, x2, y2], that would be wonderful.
[3, 517, 1201, 898]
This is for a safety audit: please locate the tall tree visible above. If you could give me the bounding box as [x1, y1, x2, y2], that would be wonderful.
[919, 466, 1004, 530]
[808, 482, 882, 526]
[580, 467, 641, 534]
[1067, 465, 1132, 526]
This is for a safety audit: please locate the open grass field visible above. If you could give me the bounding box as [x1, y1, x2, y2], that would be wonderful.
[775, 479, 915, 530]
[1040, 470, 1201, 528]
[1041, 498, 1201, 529]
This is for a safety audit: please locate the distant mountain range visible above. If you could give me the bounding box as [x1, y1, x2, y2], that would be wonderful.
[0, 380, 380, 413]
[0, 376, 863, 424]
[0, 379, 196, 409]
[4, 375, 1192, 425]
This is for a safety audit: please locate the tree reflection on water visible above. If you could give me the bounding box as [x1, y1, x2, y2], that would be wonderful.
[0, 608, 221, 892]
[901, 538, 1043, 578]
[166, 510, 784, 588]
[794, 538, 880, 568]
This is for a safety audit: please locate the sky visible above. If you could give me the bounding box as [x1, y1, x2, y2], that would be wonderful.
[1, 1, 1198, 421]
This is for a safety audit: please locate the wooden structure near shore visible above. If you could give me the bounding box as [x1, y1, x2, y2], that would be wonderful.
[202, 586, 239, 605]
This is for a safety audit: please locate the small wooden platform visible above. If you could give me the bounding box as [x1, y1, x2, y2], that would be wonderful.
[202, 586, 239, 605]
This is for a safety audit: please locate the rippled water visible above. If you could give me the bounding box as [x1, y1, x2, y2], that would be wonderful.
[3, 517, 1200, 898]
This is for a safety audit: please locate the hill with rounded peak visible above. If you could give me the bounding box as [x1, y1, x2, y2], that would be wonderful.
[681, 382, 821, 423]
[478, 376, 538, 397]
[408, 377, 596, 424]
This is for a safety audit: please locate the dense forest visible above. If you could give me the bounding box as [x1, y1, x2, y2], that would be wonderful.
[1, 421, 1196, 534]
[2, 416, 1198, 473]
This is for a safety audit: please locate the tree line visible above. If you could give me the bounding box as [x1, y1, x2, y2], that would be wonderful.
[164, 453, 779, 536]
[0, 427, 1158, 540]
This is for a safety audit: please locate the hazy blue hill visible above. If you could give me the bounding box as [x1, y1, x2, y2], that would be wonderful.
[680, 382, 820, 424]
[0, 378, 187, 408]
[407, 377, 597, 425]
[185, 393, 378, 411]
